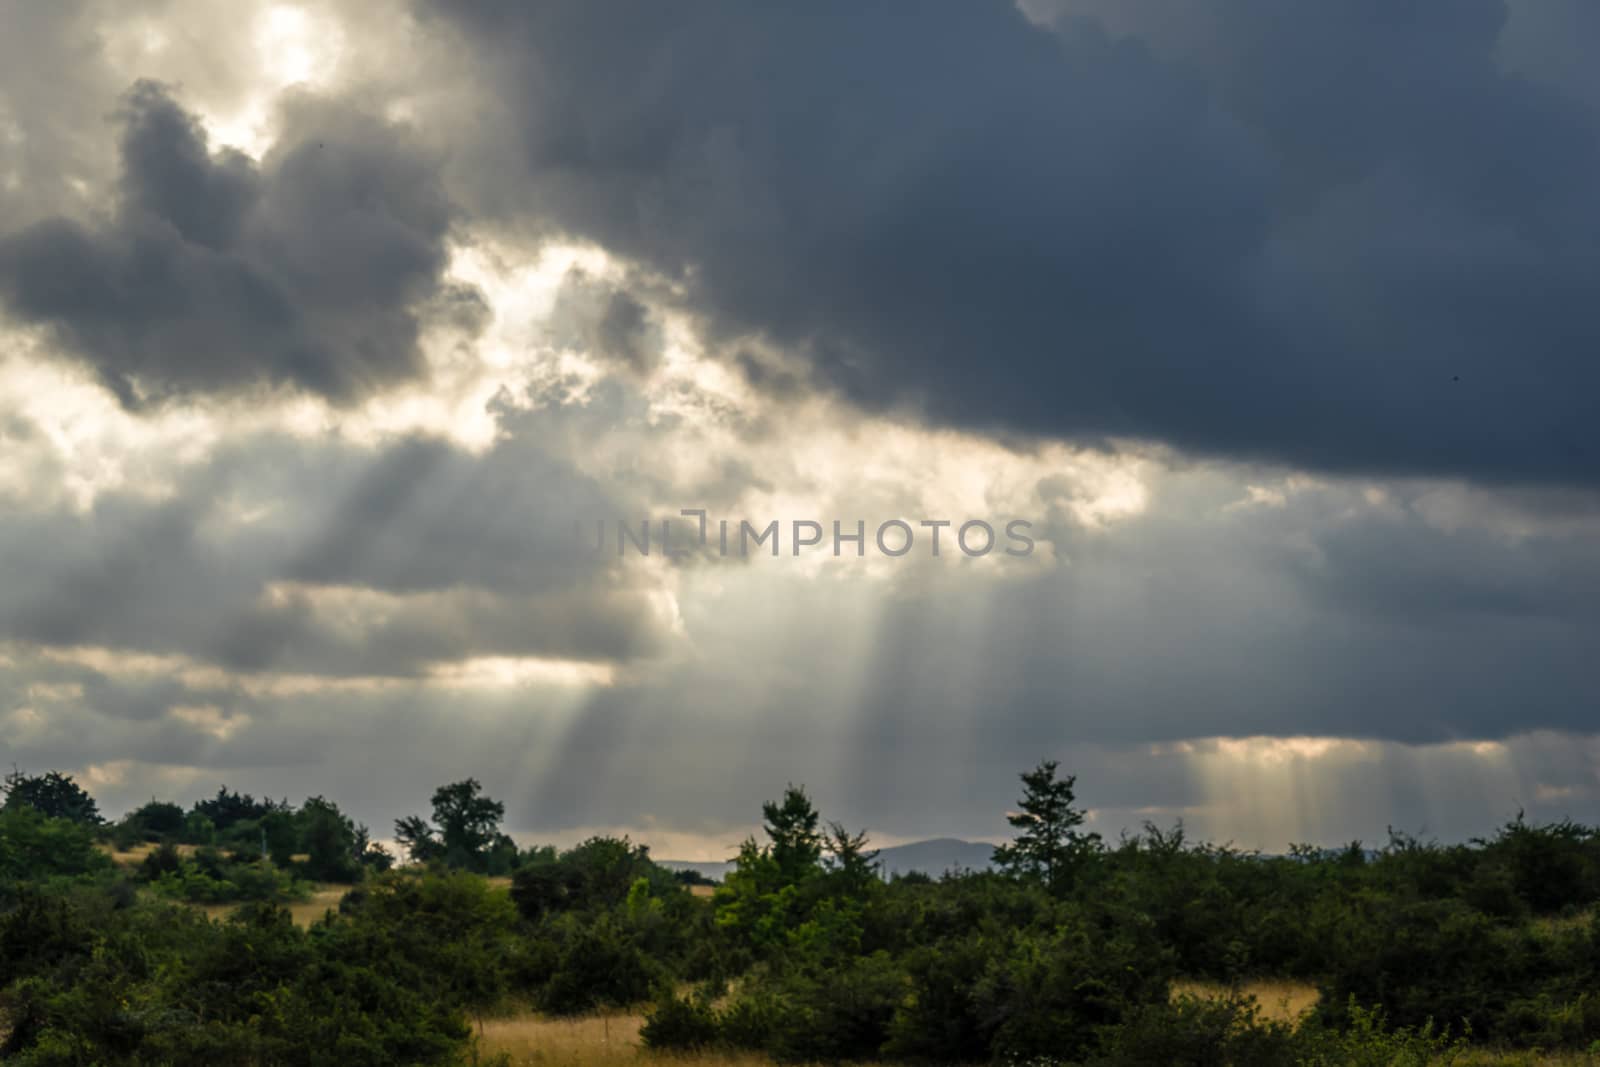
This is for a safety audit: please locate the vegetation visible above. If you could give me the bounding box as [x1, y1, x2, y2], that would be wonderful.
[3, 761, 1600, 1064]
[396, 777, 520, 875]
[3, 768, 102, 826]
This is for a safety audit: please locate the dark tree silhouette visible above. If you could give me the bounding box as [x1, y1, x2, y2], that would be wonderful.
[992, 759, 1100, 893]
[2, 769, 101, 825]
[763, 783, 822, 885]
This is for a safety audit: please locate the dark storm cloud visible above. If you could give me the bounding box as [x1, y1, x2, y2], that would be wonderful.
[1290, 512, 1600, 625]
[421, 0, 1600, 486]
[0, 81, 478, 406]
[0, 427, 667, 679]
[1497, 0, 1600, 111]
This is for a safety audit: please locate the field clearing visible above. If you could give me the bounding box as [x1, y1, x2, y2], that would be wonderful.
[1171, 977, 1321, 1024]
[474, 1013, 643, 1065]
[99, 841, 198, 866]
[473, 1012, 848, 1066]
[195, 885, 350, 927]
[473, 982, 1318, 1066]
[471, 1005, 1600, 1067]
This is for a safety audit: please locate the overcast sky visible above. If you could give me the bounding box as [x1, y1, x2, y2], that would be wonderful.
[2, 0, 1598, 858]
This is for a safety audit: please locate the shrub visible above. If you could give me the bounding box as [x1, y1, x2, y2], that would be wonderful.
[640, 985, 720, 1050]
[1084, 993, 1298, 1067]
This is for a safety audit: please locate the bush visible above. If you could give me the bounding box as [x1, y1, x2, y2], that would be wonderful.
[140, 845, 307, 905]
[536, 912, 659, 1014]
[0, 808, 114, 884]
[640, 985, 720, 1050]
[1084, 993, 1298, 1067]
[1295, 999, 1470, 1066]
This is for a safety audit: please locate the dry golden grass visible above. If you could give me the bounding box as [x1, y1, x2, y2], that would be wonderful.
[195, 885, 350, 927]
[99, 841, 199, 867]
[1171, 977, 1321, 1025]
[689, 884, 717, 899]
[285, 885, 351, 925]
[471, 1011, 881, 1066]
[466, 1014, 1600, 1067]
[473, 1013, 644, 1065]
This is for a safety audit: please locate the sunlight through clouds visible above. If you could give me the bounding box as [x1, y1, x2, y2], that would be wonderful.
[1, 0, 1599, 861]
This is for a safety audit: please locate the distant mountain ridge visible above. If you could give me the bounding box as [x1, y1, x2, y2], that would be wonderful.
[659, 837, 995, 882]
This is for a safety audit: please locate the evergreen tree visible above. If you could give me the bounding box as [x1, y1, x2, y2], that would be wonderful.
[825, 822, 881, 896]
[992, 760, 1099, 893]
[763, 784, 823, 885]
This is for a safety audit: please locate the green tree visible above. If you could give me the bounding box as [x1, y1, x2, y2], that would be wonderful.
[763, 784, 822, 886]
[394, 814, 440, 864]
[992, 759, 1099, 893]
[127, 799, 186, 840]
[1, 769, 101, 825]
[192, 785, 286, 833]
[353, 823, 395, 872]
[0, 806, 113, 881]
[395, 779, 508, 873]
[824, 822, 880, 897]
[300, 795, 362, 882]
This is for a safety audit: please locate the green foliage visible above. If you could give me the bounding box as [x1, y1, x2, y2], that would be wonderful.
[126, 799, 186, 841]
[640, 984, 720, 1050]
[4, 765, 1600, 1064]
[506, 837, 708, 1016]
[511, 835, 677, 920]
[0, 807, 114, 884]
[1082, 992, 1299, 1067]
[332, 869, 523, 1018]
[181, 811, 215, 846]
[992, 759, 1100, 894]
[2, 770, 102, 825]
[127, 789, 380, 885]
[140, 845, 308, 905]
[192, 785, 287, 834]
[976, 907, 1174, 1062]
[711, 785, 867, 961]
[823, 821, 881, 897]
[535, 910, 661, 1014]
[763, 784, 823, 885]
[1295, 999, 1471, 1066]
[297, 795, 364, 882]
[0, 888, 474, 1065]
[395, 779, 519, 874]
[1082, 993, 1470, 1067]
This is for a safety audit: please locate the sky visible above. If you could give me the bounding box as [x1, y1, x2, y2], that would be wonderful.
[1, 0, 1598, 859]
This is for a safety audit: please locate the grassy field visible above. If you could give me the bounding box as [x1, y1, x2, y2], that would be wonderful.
[468, 987, 1600, 1067]
[195, 884, 350, 926]
[99, 841, 198, 866]
[1171, 977, 1320, 1024]
[473, 1014, 644, 1066]
[473, 1011, 835, 1066]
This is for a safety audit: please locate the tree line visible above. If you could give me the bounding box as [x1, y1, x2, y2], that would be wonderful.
[3, 761, 1600, 1064]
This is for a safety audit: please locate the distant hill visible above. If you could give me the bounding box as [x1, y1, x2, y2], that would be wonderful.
[659, 837, 995, 883]
[874, 837, 996, 877]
